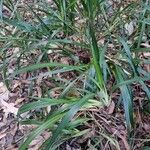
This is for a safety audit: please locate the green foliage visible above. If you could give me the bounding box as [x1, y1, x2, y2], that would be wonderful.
[0, 0, 150, 149]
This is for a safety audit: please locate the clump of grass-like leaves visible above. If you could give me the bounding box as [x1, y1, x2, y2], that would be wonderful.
[0, 0, 150, 149]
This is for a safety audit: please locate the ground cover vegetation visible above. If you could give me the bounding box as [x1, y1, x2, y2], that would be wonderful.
[0, 0, 150, 149]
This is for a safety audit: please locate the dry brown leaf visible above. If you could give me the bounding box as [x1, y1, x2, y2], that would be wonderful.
[118, 134, 130, 150]
[143, 123, 150, 131]
[0, 82, 18, 116]
[6, 147, 18, 150]
[14, 98, 25, 105]
[0, 82, 9, 101]
[60, 57, 69, 65]
[143, 52, 150, 58]
[112, 128, 130, 150]
[29, 131, 50, 150]
[12, 80, 21, 89]
[141, 43, 150, 48]
[107, 101, 115, 114]
[98, 38, 105, 45]
[36, 86, 42, 98]
[125, 22, 134, 36]
[0, 133, 7, 140]
[1, 99, 18, 116]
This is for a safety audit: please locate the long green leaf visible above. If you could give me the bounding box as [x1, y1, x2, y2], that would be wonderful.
[118, 37, 136, 74]
[18, 98, 76, 115]
[19, 113, 65, 150]
[112, 76, 150, 91]
[115, 66, 134, 130]
[3, 17, 35, 32]
[11, 63, 87, 77]
[45, 94, 94, 149]
[88, 26, 105, 88]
